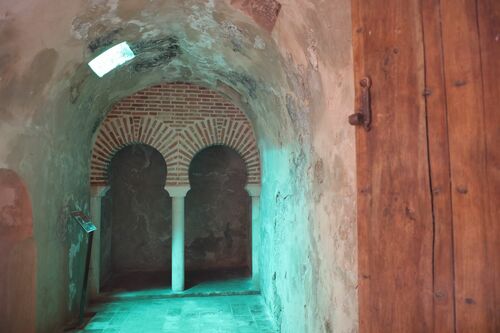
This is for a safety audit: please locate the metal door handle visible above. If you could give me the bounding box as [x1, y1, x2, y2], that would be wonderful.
[349, 76, 372, 131]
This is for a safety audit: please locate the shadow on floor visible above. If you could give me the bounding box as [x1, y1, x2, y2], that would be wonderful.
[98, 268, 258, 301]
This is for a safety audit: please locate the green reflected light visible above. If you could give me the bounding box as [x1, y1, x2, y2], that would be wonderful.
[88, 42, 135, 77]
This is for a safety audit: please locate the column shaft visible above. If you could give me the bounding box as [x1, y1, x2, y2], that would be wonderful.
[171, 196, 185, 291]
[251, 195, 260, 288]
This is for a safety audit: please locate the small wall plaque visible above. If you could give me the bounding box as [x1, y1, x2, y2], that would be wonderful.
[71, 211, 96, 233]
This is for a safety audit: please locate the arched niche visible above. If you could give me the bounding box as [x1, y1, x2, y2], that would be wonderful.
[185, 145, 251, 284]
[100, 144, 171, 289]
[0, 168, 36, 333]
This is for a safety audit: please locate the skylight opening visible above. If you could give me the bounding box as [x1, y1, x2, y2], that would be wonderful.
[88, 42, 135, 77]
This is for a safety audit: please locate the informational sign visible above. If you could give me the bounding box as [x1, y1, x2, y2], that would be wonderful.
[68, 210, 96, 326]
[71, 211, 96, 233]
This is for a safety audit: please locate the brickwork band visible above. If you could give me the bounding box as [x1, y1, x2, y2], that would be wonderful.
[90, 82, 261, 186]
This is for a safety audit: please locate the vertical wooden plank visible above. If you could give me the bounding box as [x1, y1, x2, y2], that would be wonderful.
[352, 0, 434, 331]
[420, 0, 456, 331]
[477, 0, 500, 331]
[440, 0, 496, 331]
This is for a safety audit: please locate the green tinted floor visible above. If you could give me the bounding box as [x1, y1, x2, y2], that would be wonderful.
[77, 295, 276, 333]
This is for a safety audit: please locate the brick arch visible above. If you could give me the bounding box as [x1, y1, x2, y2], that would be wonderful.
[177, 118, 261, 184]
[90, 82, 261, 187]
[90, 117, 176, 185]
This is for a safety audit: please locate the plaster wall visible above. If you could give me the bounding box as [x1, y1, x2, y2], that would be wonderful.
[0, 1, 356, 332]
[262, 2, 358, 332]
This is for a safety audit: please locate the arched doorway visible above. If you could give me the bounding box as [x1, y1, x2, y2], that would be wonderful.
[100, 144, 171, 291]
[185, 145, 251, 287]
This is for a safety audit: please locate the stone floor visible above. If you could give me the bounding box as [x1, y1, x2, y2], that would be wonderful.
[73, 295, 276, 333]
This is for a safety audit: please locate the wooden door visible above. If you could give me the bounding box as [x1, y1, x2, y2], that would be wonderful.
[352, 0, 499, 332]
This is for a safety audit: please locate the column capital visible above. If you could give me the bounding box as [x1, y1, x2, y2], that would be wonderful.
[245, 184, 261, 197]
[90, 185, 110, 198]
[165, 185, 190, 197]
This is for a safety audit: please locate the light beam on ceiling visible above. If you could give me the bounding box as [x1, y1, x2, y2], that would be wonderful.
[88, 42, 135, 77]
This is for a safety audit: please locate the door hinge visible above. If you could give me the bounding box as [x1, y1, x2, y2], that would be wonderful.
[349, 76, 372, 131]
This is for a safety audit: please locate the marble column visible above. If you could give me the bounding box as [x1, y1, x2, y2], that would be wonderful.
[165, 185, 190, 292]
[89, 185, 110, 298]
[245, 184, 261, 288]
